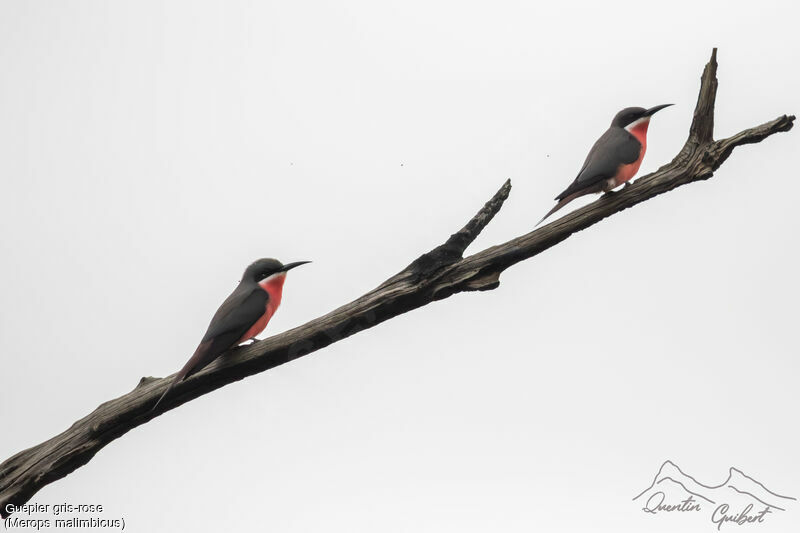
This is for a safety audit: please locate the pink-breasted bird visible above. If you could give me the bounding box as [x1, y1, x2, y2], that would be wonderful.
[538, 104, 673, 224]
[152, 258, 310, 411]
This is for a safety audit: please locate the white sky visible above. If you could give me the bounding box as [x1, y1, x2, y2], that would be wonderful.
[1, 1, 798, 532]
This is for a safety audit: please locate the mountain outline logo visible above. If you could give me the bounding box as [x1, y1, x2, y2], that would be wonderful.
[633, 460, 795, 529]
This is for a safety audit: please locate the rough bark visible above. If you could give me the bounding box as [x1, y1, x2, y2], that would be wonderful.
[0, 49, 794, 518]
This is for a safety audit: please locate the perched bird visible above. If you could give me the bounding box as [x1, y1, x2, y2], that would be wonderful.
[538, 104, 673, 225]
[152, 258, 310, 411]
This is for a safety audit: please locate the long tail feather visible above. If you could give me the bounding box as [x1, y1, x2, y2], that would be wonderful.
[151, 340, 213, 412]
[536, 191, 584, 226]
[151, 375, 181, 412]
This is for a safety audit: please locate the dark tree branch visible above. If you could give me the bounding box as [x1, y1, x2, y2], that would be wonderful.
[689, 47, 718, 146]
[403, 178, 511, 280]
[0, 49, 793, 518]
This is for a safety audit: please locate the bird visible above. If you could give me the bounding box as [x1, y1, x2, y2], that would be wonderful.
[538, 104, 673, 225]
[152, 258, 310, 411]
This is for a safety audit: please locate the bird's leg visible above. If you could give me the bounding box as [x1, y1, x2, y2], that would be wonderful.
[600, 180, 618, 198]
[235, 337, 259, 348]
[623, 182, 631, 189]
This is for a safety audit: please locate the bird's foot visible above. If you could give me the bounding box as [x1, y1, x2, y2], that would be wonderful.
[623, 182, 631, 189]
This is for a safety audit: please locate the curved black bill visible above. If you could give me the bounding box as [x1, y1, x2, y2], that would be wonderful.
[281, 261, 311, 272]
[644, 103, 674, 117]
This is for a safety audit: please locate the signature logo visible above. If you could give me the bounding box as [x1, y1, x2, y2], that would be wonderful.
[633, 460, 795, 530]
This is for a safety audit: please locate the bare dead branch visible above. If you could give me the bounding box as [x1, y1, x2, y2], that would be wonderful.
[0, 49, 793, 518]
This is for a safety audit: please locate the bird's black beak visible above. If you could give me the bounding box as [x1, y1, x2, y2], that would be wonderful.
[644, 103, 674, 117]
[280, 261, 311, 272]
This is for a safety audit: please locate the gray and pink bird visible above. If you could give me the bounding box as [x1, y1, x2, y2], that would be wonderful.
[152, 258, 309, 411]
[539, 103, 673, 224]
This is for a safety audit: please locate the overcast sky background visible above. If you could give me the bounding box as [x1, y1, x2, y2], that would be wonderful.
[1, 1, 798, 532]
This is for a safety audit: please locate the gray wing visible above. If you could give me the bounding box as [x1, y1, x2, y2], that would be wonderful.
[556, 127, 641, 200]
[178, 286, 269, 380]
[202, 285, 269, 343]
[151, 285, 269, 410]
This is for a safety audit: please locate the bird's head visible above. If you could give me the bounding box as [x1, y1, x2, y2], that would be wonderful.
[243, 258, 311, 283]
[612, 104, 673, 131]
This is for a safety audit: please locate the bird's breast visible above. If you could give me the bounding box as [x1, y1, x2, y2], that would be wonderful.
[259, 274, 286, 314]
[627, 120, 649, 149]
[237, 275, 287, 343]
[608, 122, 649, 189]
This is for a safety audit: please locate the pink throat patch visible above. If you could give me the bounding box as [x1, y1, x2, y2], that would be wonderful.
[610, 119, 650, 189]
[628, 119, 650, 147]
[238, 273, 287, 343]
[259, 273, 286, 310]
